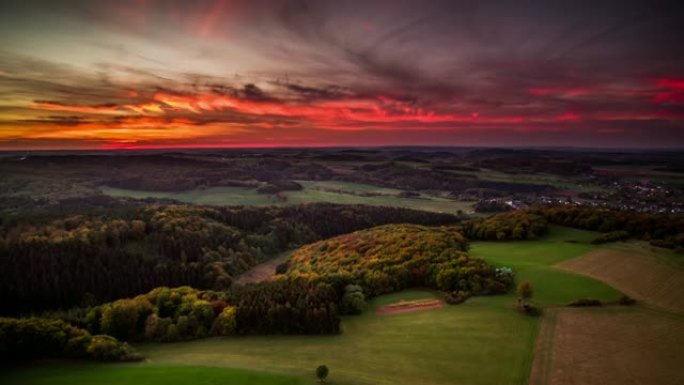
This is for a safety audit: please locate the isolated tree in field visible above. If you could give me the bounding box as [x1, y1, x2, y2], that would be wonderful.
[316, 365, 329, 383]
[517, 281, 533, 302]
[517, 281, 533, 308]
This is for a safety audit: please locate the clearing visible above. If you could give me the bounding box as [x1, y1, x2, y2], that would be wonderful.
[234, 252, 291, 285]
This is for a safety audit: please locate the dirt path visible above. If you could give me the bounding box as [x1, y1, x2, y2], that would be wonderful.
[528, 309, 558, 385]
[234, 253, 291, 285]
[557, 246, 684, 313]
[375, 299, 444, 315]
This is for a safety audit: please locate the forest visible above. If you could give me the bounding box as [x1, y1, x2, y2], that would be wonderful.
[285, 224, 514, 297]
[531, 206, 684, 250]
[461, 211, 549, 240]
[0, 203, 458, 315]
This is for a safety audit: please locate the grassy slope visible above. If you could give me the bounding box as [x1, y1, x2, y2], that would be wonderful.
[0, 365, 305, 385]
[470, 225, 622, 305]
[136, 291, 538, 385]
[101, 181, 471, 215]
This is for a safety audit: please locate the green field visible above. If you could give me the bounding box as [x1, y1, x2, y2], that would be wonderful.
[138, 291, 538, 385]
[102, 180, 471, 215]
[470, 226, 622, 305]
[0, 365, 305, 385]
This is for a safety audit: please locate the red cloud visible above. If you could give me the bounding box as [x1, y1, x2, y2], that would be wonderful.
[33, 101, 123, 115]
[653, 78, 684, 104]
[528, 87, 593, 97]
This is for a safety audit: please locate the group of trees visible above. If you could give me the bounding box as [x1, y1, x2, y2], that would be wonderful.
[229, 278, 340, 334]
[83, 286, 234, 343]
[0, 203, 459, 315]
[530, 206, 684, 249]
[52, 281, 341, 343]
[462, 211, 549, 240]
[285, 224, 514, 298]
[0, 317, 140, 362]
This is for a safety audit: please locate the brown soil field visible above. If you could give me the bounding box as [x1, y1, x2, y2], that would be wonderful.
[233, 253, 291, 285]
[375, 298, 444, 315]
[528, 308, 684, 385]
[557, 246, 684, 313]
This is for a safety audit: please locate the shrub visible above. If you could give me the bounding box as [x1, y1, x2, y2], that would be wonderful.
[618, 295, 637, 306]
[275, 262, 289, 275]
[567, 298, 603, 307]
[340, 285, 366, 315]
[65, 334, 92, 358]
[517, 281, 533, 301]
[144, 314, 162, 340]
[316, 365, 329, 383]
[519, 303, 541, 316]
[86, 335, 128, 361]
[444, 290, 470, 305]
[591, 230, 630, 244]
[211, 306, 237, 336]
[164, 324, 179, 342]
[100, 297, 153, 340]
[0, 317, 83, 360]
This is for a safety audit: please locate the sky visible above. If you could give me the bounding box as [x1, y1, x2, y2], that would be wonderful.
[0, 0, 683, 150]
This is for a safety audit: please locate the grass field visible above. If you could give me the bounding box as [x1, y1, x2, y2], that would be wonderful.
[0, 365, 305, 385]
[136, 291, 538, 385]
[470, 226, 622, 305]
[102, 181, 472, 215]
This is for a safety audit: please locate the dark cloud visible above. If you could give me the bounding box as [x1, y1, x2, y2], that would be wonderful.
[0, 0, 683, 149]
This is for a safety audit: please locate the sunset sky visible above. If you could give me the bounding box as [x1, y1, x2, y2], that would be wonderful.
[1, 0, 683, 150]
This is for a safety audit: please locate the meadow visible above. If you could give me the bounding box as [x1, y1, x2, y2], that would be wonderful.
[470, 225, 622, 305]
[102, 180, 472, 215]
[0, 365, 306, 385]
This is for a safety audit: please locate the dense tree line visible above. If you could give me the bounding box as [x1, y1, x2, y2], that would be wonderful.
[0, 203, 458, 315]
[285, 224, 513, 298]
[339, 163, 554, 195]
[530, 206, 684, 249]
[461, 211, 549, 240]
[51, 283, 339, 342]
[0, 317, 139, 362]
[229, 278, 340, 334]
